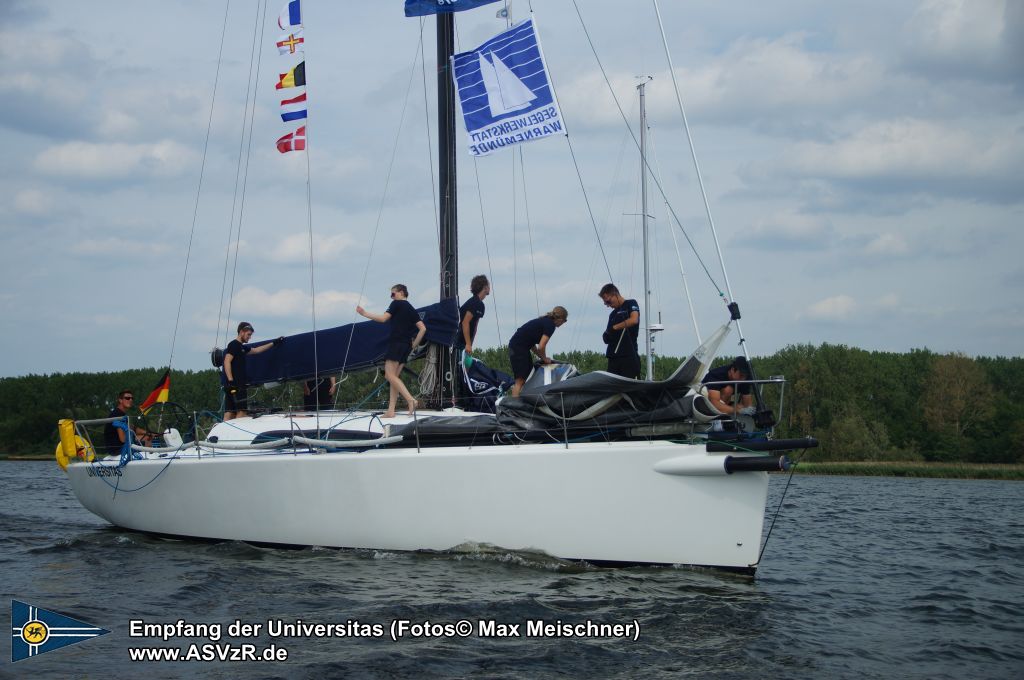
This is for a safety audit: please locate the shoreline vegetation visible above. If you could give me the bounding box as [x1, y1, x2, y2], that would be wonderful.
[2, 343, 1021, 472]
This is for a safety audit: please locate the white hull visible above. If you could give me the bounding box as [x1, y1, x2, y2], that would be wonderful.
[65, 412, 771, 571]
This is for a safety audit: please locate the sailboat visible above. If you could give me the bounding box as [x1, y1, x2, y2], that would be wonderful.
[56, 1, 815, 574]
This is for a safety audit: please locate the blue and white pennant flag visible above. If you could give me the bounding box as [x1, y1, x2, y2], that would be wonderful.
[11, 600, 110, 662]
[451, 18, 565, 156]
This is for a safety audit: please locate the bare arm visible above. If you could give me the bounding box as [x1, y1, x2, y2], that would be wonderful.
[460, 311, 474, 352]
[706, 387, 743, 414]
[250, 340, 276, 355]
[356, 305, 392, 324]
[412, 321, 427, 348]
[223, 353, 235, 383]
[612, 310, 640, 331]
[534, 334, 553, 364]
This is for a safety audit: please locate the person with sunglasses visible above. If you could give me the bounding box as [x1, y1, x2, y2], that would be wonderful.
[356, 284, 427, 418]
[102, 390, 154, 457]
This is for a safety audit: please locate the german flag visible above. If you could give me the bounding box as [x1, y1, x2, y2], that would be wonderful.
[140, 369, 170, 414]
[276, 61, 305, 89]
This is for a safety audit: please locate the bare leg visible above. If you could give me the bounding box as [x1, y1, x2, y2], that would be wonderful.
[387, 361, 419, 415]
[511, 378, 525, 398]
[383, 360, 402, 417]
[224, 412, 235, 421]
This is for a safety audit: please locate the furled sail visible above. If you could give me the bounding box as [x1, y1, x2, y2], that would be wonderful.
[240, 298, 460, 386]
[496, 323, 733, 430]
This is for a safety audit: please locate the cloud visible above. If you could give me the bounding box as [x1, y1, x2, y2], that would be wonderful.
[71, 238, 173, 258]
[13, 189, 53, 217]
[740, 210, 835, 251]
[902, 0, 1023, 82]
[257, 232, 357, 264]
[780, 118, 1024, 203]
[863, 233, 910, 257]
[801, 293, 904, 323]
[33, 140, 197, 180]
[803, 294, 857, 321]
[229, 286, 364, 318]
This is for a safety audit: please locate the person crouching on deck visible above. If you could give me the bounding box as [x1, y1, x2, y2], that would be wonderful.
[356, 284, 427, 418]
[507, 306, 568, 398]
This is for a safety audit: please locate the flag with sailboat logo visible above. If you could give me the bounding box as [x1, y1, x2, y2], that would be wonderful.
[451, 18, 565, 156]
[405, 0, 502, 16]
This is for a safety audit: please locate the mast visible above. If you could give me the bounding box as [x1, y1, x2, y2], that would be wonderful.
[436, 13, 458, 406]
[638, 79, 653, 381]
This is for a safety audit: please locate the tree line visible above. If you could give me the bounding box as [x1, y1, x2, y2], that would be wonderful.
[1, 344, 1021, 463]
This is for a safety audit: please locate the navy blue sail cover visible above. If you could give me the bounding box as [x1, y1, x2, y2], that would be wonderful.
[241, 298, 460, 387]
[404, 0, 501, 17]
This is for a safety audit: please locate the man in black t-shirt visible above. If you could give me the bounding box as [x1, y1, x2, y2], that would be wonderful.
[701, 356, 753, 415]
[102, 389, 153, 457]
[222, 321, 282, 420]
[599, 283, 641, 379]
[456, 274, 490, 355]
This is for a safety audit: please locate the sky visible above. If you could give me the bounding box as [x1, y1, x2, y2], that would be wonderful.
[1, 0, 1021, 378]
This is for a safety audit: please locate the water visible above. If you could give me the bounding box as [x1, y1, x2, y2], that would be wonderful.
[2, 462, 1022, 679]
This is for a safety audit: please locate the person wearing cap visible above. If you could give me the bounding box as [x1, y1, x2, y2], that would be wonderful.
[700, 356, 754, 415]
[223, 321, 282, 420]
[507, 306, 568, 398]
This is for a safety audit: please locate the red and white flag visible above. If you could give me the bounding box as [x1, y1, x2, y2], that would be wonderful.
[276, 126, 306, 153]
[276, 28, 304, 55]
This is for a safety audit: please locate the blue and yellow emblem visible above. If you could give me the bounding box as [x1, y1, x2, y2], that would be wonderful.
[11, 600, 110, 662]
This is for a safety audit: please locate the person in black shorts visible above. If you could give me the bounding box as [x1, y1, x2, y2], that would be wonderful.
[223, 321, 282, 420]
[303, 375, 337, 410]
[357, 284, 427, 418]
[599, 283, 641, 379]
[508, 306, 568, 397]
[456, 274, 490, 355]
[701, 356, 753, 415]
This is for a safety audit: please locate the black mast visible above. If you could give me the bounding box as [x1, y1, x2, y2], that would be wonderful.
[436, 13, 458, 408]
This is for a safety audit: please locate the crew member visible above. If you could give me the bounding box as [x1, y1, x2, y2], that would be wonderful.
[701, 356, 754, 415]
[356, 284, 427, 418]
[599, 283, 641, 379]
[223, 321, 282, 420]
[507, 306, 568, 398]
[102, 389, 153, 457]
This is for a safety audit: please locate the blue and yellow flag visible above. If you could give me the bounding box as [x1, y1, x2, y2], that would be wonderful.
[12, 600, 110, 662]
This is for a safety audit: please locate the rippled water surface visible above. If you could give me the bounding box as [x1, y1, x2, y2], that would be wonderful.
[2, 462, 1022, 678]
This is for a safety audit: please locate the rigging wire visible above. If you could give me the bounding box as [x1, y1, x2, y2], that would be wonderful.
[419, 17, 442, 250]
[170, 0, 231, 370]
[340, 32, 430, 374]
[470, 158, 504, 347]
[215, 0, 263, 349]
[527, 6, 613, 285]
[649, 123, 702, 343]
[224, 0, 270, 343]
[519, 146, 541, 316]
[570, 0, 725, 304]
[304, 14, 319, 416]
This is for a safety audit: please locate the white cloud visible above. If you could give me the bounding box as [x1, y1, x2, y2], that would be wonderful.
[13, 189, 52, 216]
[785, 118, 1024, 187]
[904, 0, 1009, 71]
[804, 295, 857, 321]
[258, 232, 356, 264]
[34, 140, 197, 180]
[230, 286, 364, 318]
[71, 238, 172, 257]
[863, 233, 910, 257]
